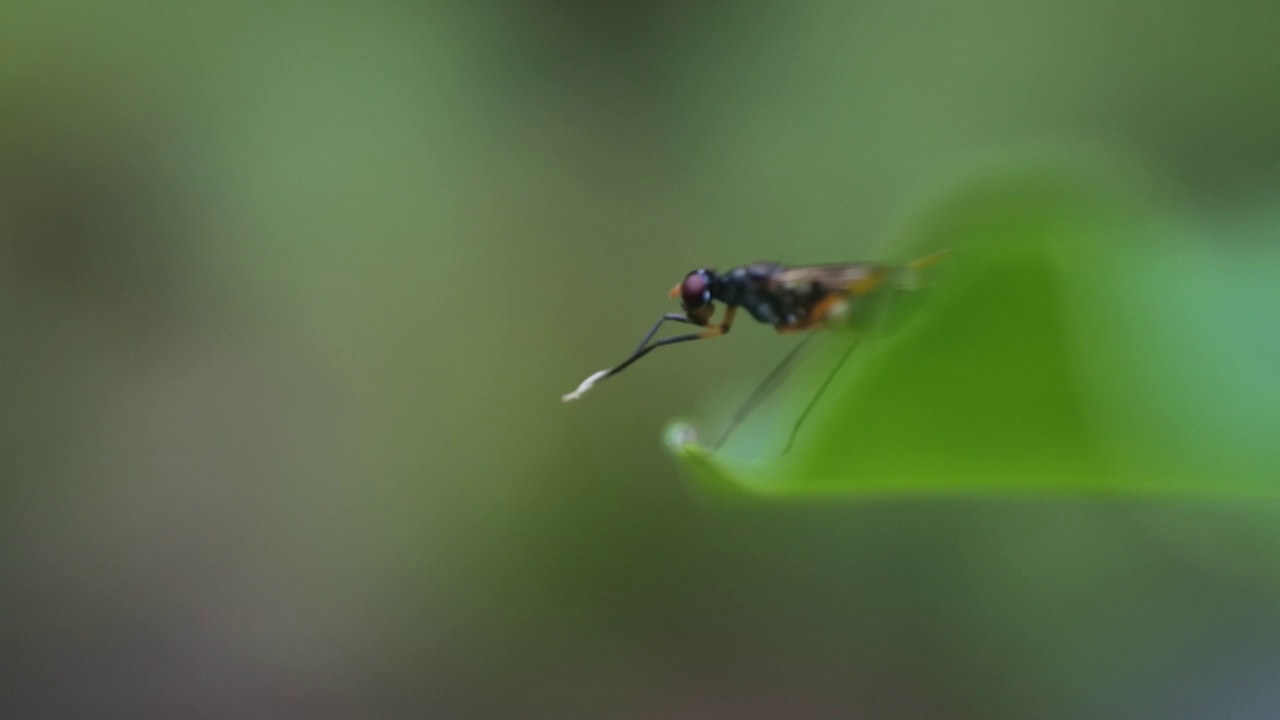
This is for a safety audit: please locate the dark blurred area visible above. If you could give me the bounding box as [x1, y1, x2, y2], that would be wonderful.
[2, 0, 1280, 718]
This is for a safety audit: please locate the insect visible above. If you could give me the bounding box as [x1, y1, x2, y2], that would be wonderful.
[562, 251, 950, 452]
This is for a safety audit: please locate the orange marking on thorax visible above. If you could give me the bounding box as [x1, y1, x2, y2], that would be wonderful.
[774, 293, 846, 334]
[806, 293, 847, 324]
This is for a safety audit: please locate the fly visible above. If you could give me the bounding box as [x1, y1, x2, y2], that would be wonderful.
[562, 251, 950, 452]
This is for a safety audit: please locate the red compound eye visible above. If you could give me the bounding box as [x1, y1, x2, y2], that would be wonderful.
[680, 271, 710, 309]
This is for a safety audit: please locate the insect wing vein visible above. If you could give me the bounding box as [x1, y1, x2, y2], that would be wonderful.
[768, 263, 887, 296]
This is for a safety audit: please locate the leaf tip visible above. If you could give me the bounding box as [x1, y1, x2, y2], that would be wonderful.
[663, 421, 702, 456]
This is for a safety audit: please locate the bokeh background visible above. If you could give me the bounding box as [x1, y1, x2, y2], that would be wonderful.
[3, 0, 1280, 717]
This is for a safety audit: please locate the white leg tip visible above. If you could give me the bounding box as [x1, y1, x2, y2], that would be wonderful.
[561, 369, 610, 402]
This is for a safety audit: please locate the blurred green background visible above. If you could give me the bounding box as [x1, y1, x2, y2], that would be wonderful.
[2, 0, 1279, 717]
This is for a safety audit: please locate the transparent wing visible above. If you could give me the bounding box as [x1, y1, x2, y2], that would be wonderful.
[768, 263, 889, 296]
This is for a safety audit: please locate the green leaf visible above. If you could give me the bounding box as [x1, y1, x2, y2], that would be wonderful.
[667, 157, 1280, 498]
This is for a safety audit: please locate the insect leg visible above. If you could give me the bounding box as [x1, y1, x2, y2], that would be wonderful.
[711, 332, 820, 450]
[782, 337, 862, 454]
[632, 313, 694, 354]
[562, 308, 736, 401]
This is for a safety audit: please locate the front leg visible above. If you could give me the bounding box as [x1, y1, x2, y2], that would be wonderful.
[562, 306, 737, 401]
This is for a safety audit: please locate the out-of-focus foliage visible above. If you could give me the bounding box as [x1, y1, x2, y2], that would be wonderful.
[674, 158, 1280, 497]
[4, 0, 1280, 718]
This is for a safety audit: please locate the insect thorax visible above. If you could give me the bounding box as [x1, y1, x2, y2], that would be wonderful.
[715, 263, 825, 327]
